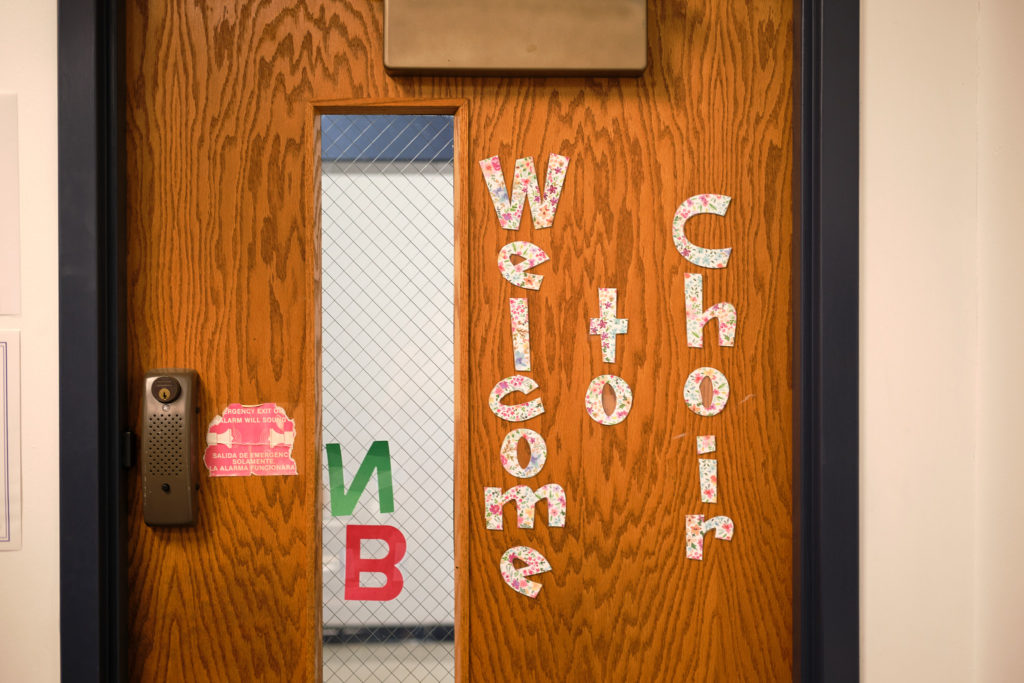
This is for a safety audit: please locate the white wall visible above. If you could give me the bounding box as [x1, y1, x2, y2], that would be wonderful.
[976, 1, 1024, 679]
[0, 0, 60, 681]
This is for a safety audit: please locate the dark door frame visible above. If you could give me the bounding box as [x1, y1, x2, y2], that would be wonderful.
[57, 1, 859, 680]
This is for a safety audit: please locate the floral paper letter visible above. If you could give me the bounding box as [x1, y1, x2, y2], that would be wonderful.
[489, 375, 545, 422]
[584, 374, 634, 426]
[684, 273, 737, 348]
[500, 545, 552, 598]
[672, 194, 733, 268]
[683, 366, 730, 417]
[499, 429, 548, 478]
[479, 154, 570, 230]
[497, 241, 550, 290]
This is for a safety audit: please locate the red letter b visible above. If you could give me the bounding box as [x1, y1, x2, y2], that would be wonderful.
[344, 525, 407, 601]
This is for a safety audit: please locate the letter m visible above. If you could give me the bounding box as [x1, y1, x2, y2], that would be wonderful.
[326, 441, 394, 516]
[484, 484, 566, 530]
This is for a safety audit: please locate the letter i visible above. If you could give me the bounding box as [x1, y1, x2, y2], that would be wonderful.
[509, 298, 532, 371]
[696, 435, 717, 504]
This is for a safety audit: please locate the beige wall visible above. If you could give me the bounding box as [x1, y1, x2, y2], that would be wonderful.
[0, 0, 60, 681]
[860, 1, 978, 680]
[0, 0, 1021, 681]
[862, 0, 1024, 681]
[976, 1, 1024, 680]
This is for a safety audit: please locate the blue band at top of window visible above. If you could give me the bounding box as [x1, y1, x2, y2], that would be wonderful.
[321, 114, 454, 162]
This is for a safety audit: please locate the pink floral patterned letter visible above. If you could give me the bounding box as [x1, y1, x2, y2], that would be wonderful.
[488, 375, 545, 422]
[499, 545, 552, 598]
[584, 374, 634, 426]
[479, 154, 570, 230]
[684, 273, 737, 348]
[496, 241, 550, 290]
[484, 484, 567, 530]
[672, 194, 733, 268]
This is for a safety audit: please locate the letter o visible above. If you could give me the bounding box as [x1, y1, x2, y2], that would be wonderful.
[499, 429, 548, 478]
[683, 366, 730, 417]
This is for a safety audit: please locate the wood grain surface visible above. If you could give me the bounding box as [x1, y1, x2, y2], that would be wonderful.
[124, 1, 794, 681]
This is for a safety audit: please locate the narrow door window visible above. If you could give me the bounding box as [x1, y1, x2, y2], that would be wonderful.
[320, 114, 455, 681]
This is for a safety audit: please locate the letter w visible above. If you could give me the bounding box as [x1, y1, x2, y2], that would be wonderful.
[478, 154, 569, 230]
[326, 441, 394, 516]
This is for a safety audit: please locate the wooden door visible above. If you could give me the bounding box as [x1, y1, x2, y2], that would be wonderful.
[124, 1, 795, 681]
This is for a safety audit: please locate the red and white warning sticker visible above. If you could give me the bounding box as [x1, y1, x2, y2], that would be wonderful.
[203, 403, 298, 477]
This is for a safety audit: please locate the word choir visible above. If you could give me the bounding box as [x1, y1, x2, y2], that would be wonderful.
[674, 194, 737, 561]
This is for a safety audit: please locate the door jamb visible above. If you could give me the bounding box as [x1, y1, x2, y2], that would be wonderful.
[796, 2, 860, 680]
[57, 1, 859, 680]
[58, 0, 127, 680]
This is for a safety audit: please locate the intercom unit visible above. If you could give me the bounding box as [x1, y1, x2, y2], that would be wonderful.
[141, 369, 200, 526]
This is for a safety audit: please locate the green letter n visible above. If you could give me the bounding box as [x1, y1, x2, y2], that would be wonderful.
[326, 441, 394, 516]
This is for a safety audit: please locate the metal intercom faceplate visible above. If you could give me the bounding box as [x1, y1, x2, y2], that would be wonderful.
[142, 369, 199, 526]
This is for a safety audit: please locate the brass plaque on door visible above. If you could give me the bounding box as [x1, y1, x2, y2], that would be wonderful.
[384, 0, 647, 75]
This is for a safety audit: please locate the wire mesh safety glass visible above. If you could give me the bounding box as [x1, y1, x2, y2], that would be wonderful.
[321, 114, 455, 682]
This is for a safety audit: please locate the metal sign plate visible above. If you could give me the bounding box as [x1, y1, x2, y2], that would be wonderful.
[384, 0, 647, 75]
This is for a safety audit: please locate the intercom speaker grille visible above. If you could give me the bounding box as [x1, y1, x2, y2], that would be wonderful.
[145, 412, 185, 477]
